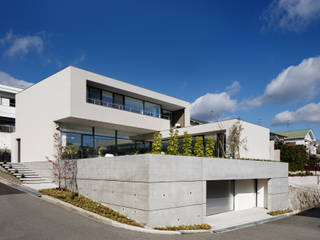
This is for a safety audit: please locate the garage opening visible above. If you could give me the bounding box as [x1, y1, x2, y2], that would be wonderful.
[206, 180, 234, 215]
[206, 179, 267, 216]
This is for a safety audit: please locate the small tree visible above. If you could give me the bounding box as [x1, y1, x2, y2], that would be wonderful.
[167, 129, 179, 155]
[194, 136, 204, 157]
[46, 130, 65, 190]
[205, 137, 215, 157]
[182, 132, 192, 156]
[63, 145, 80, 199]
[152, 131, 162, 154]
[227, 120, 247, 158]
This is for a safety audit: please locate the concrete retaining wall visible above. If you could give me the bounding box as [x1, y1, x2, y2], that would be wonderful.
[289, 185, 320, 211]
[75, 154, 288, 227]
[289, 176, 320, 186]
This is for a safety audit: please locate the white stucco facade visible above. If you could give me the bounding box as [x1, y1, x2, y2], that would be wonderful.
[12, 66, 190, 163]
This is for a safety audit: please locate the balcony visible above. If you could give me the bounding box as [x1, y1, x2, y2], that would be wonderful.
[0, 104, 15, 119]
[87, 98, 170, 120]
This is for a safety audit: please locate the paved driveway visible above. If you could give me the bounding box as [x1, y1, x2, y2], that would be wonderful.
[0, 182, 319, 240]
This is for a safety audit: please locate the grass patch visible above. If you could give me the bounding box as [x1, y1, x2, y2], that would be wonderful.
[267, 209, 293, 216]
[154, 224, 211, 231]
[0, 170, 22, 184]
[39, 188, 143, 228]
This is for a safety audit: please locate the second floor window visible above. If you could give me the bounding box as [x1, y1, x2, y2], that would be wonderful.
[102, 90, 113, 106]
[125, 96, 143, 114]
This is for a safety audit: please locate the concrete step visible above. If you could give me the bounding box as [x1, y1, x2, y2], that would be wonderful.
[22, 181, 53, 185]
[13, 172, 38, 176]
[15, 174, 40, 178]
[8, 166, 29, 170]
[20, 178, 47, 182]
[8, 169, 33, 173]
[18, 175, 43, 179]
[22, 180, 53, 184]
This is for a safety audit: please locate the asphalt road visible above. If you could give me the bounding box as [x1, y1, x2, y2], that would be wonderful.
[0, 182, 319, 240]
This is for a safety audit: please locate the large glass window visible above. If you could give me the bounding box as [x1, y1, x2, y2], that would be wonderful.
[86, 84, 168, 119]
[125, 96, 143, 114]
[162, 109, 172, 124]
[87, 87, 101, 104]
[114, 94, 124, 109]
[61, 132, 81, 146]
[144, 101, 161, 118]
[82, 135, 93, 147]
[102, 90, 113, 107]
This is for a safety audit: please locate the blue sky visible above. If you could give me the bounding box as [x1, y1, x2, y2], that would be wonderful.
[1, 0, 320, 138]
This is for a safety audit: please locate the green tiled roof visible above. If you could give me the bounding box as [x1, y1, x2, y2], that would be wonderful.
[275, 129, 310, 139]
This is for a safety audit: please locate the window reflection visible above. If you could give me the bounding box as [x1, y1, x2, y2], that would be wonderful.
[125, 97, 143, 114]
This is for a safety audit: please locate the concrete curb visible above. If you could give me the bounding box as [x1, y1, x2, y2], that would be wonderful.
[179, 229, 212, 234]
[41, 195, 181, 235]
[213, 211, 298, 233]
[0, 177, 41, 197]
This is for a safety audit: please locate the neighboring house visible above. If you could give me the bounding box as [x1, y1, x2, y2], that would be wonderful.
[0, 84, 22, 149]
[270, 132, 286, 143]
[275, 129, 317, 155]
[12, 66, 276, 163]
[316, 140, 320, 154]
[10, 66, 288, 227]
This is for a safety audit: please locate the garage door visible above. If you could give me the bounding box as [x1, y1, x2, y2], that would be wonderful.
[206, 180, 234, 216]
[234, 180, 257, 211]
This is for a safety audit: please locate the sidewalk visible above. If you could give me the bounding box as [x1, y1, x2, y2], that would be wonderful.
[207, 208, 293, 232]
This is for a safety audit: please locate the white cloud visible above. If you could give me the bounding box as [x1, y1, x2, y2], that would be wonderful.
[0, 71, 33, 89]
[191, 92, 237, 121]
[225, 81, 240, 95]
[246, 56, 320, 107]
[272, 102, 320, 125]
[71, 54, 86, 66]
[263, 0, 320, 31]
[0, 32, 44, 57]
[0, 31, 14, 45]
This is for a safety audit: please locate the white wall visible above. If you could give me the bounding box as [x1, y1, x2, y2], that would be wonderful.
[0, 132, 12, 149]
[257, 179, 268, 208]
[12, 68, 72, 163]
[234, 180, 256, 211]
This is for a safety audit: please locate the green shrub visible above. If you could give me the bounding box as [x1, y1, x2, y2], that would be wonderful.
[194, 136, 204, 157]
[151, 131, 162, 154]
[98, 146, 107, 157]
[154, 224, 211, 231]
[40, 188, 144, 227]
[267, 209, 292, 216]
[63, 145, 80, 159]
[275, 142, 307, 171]
[167, 129, 179, 155]
[205, 137, 215, 157]
[182, 132, 192, 156]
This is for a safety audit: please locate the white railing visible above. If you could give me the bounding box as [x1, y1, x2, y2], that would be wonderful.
[87, 98, 167, 119]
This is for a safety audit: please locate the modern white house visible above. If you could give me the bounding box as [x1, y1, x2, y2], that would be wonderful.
[275, 129, 317, 155]
[0, 84, 22, 150]
[12, 66, 277, 163]
[10, 66, 288, 227]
